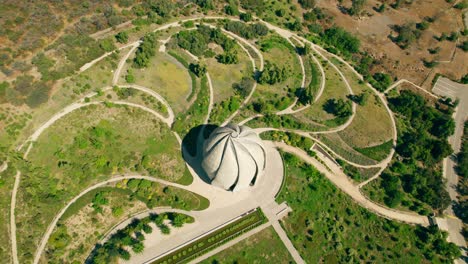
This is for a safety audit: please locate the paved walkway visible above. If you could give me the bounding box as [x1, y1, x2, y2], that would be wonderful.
[10, 171, 20, 264]
[14, 14, 457, 264]
[274, 142, 430, 226]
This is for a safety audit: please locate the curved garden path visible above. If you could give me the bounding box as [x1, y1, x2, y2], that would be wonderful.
[275, 142, 429, 226]
[11, 15, 427, 264]
[0, 161, 7, 173]
[32, 175, 196, 264]
[385, 79, 440, 99]
[112, 41, 141, 85]
[10, 170, 20, 264]
[204, 72, 214, 125]
[254, 127, 387, 169]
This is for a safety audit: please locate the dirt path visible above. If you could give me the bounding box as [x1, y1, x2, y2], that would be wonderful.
[254, 127, 384, 168]
[205, 72, 214, 125]
[276, 39, 307, 115]
[14, 15, 418, 264]
[0, 161, 7, 173]
[32, 175, 194, 264]
[79, 41, 139, 73]
[112, 41, 140, 85]
[10, 170, 20, 264]
[311, 53, 326, 102]
[385, 79, 440, 99]
[221, 34, 263, 126]
[275, 142, 429, 226]
[118, 84, 175, 124]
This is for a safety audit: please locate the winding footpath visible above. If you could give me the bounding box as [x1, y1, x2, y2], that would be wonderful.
[11, 15, 445, 264]
[10, 170, 20, 264]
[275, 142, 429, 226]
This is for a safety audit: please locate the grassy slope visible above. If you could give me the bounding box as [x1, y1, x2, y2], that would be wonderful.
[123, 50, 192, 114]
[205, 44, 252, 104]
[277, 152, 432, 263]
[16, 105, 186, 263]
[45, 181, 208, 263]
[294, 51, 349, 127]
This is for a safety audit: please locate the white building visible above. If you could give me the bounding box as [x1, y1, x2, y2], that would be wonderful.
[201, 124, 266, 191]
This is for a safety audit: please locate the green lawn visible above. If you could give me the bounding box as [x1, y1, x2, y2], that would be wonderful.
[293, 51, 350, 127]
[249, 34, 302, 112]
[277, 151, 447, 263]
[316, 133, 378, 166]
[200, 227, 293, 264]
[205, 44, 252, 104]
[328, 56, 394, 149]
[17, 104, 187, 263]
[121, 50, 192, 114]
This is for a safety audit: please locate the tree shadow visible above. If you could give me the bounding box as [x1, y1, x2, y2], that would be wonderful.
[181, 124, 218, 184]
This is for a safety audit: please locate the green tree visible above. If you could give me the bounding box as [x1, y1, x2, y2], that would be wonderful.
[115, 31, 129, 43]
[240, 12, 253, 22]
[189, 63, 207, 77]
[258, 61, 289, 84]
[299, 0, 316, 9]
[324, 98, 352, 117]
[349, 0, 366, 16]
[216, 51, 239, 64]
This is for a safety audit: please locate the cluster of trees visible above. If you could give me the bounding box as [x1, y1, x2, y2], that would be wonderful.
[371, 72, 393, 92]
[324, 98, 353, 117]
[385, 90, 455, 210]
[455, 122, 468, 228]
[232, 77, 255, 97]
[133, 32, 158, 68]
[320, 27, 360, 56]
[176, 25, 238, 61]
[347, 0, 366, 16]
[91, 191, 109, 213]
[216, 51, 239, 64]
[348, 92, 369, 106]
[391, 23, 422, 49]
[223, 21, 269, 39]
[415, 225, 461, 261]
[263, 131, 315, 155]
[258, 61, 289, 85]
[380, 173, 404, 207]
[115, 31, 129, 43]
[209, 95, 242, 123]
[189, 63, 207, 77]
[88, 212, 193, 263]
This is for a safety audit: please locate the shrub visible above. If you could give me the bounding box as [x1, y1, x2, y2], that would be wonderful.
[258, 61, 289, 84]
[133, 33, 158, 68]
[115, 31, 129, 43]
[323, 98, 352, 117]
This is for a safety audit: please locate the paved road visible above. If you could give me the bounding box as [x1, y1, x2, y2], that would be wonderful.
[432, 77, 468, 251]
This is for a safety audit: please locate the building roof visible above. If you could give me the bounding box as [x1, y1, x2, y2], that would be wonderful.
[201, 124, 266, 191]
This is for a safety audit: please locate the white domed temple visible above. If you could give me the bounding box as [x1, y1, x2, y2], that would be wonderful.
[201, 124, 266, 192]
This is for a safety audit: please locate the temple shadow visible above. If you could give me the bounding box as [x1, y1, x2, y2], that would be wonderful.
[181, 124, 218, 184]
